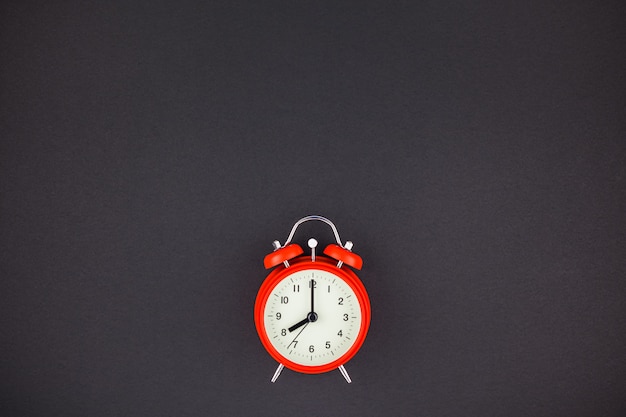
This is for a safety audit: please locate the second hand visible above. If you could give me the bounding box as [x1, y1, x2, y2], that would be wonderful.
[287, 322, 309, 349]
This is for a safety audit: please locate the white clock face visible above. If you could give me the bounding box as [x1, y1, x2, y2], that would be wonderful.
[263, 269, 363, 367]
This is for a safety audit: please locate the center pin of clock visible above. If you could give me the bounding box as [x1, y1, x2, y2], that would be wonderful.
[307, 311, 318, 322]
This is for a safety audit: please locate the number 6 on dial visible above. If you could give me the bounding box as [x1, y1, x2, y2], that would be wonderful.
[254, 215, 371, 383]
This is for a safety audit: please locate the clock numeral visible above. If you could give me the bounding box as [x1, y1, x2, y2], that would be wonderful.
[343, 314, 349, 321]
[276, 312, 282, 320]
[280, 296, 289, 304]
[337, 330, 343, 337]
[309, 345, 315, 353]
[325, 341, 331, 349]
[328, 285, 331, 293]
[338, 297, 344, 305]
[309, 280, 317, 289]
[281, 329, 286, 336]
[293, 284, 300, 292]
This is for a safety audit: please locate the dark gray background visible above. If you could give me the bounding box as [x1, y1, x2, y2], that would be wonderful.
[1, 0, 625, 416]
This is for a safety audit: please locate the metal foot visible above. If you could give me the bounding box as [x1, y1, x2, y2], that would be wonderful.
[271, 363, 284, 383]
[338, 365, 352, 383]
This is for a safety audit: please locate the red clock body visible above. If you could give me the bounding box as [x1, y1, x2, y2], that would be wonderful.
[255, 254, 371, 374]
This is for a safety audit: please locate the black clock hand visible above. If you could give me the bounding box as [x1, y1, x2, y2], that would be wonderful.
[288, 310, 319, 333]
[288, 279, 318, 333]
[288, 317, 309, 333]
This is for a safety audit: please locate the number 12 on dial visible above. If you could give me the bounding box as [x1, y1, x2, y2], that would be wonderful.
[254, 216, 371, 383]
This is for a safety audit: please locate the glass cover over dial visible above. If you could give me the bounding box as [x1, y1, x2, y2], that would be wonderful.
[263, 268, 362, 366]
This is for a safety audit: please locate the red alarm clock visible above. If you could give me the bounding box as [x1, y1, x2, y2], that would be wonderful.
[254, 215, 371, 383]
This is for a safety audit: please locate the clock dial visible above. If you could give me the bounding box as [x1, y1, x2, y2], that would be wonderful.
[263, 269, 362, 367]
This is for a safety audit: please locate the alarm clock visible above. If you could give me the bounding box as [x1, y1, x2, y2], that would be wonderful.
[254, 215, 371, 383]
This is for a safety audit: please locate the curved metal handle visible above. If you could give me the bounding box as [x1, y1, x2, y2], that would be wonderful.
[283, 215, 343, 247]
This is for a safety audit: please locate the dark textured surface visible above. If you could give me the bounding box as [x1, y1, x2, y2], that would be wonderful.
[1, 1, 625, 416]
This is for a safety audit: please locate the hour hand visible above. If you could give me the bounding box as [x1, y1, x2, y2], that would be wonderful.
[288, 311, 318, 332]
[288, 317, 309, 333]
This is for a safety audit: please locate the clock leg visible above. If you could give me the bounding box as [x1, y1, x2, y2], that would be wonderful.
[270, 363, 285, 383]
[338, 365, 352, 383]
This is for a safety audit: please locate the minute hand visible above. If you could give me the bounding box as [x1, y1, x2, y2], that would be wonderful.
[310, 279, 315, 313]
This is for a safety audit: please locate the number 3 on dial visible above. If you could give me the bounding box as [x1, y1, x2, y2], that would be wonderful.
[254, 216, 371, 383]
